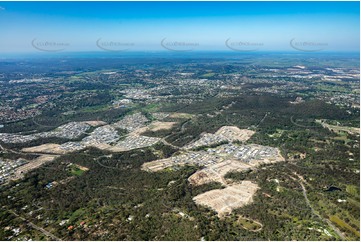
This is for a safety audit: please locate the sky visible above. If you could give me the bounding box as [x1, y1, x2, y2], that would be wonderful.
[0, 1, 359, 53]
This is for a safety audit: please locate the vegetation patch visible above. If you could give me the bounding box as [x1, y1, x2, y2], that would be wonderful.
[237, 216, 263, 232]
[329, 215, 360, 238]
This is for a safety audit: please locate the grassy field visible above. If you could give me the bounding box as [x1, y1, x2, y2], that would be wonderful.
[329, 215, 360, 238]
[69, 164, 87, 176]
[268, 129, 285, 138]
[201, 73, 215, 78]
[237, 216, 262, 232]
[80, 104, 111, 113]
[141, 103, 161, 113]
[346, 185, 359, 197]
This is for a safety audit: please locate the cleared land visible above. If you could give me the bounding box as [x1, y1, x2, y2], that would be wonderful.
[215, 126, 255, 142]
[237, 216, 263, 232]
[184, 126, 255, 149]
[108, 135, 161, 152]
[22, 143, 66, 154]
[188, 160, 252, 186]
[146, 121, 176, 132]
[193, 181, 259, 217]
[84, 120, 107, 126]
[130, 121, 176, 136]
[12, 155, 58, 180]
[316, 119, 360, 136]
[168, 112, 194, 119]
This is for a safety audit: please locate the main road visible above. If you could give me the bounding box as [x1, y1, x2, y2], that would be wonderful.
[9, 210, 62, 240]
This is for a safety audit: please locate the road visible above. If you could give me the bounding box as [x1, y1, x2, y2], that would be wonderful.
[10, 210, 62, 241]
[161, 139, 181, 150]
[298, 180, 346, 240]
[290, 116, 320, 129]
[284, 166, 347, 240]
[159, 119, 193, 150]
[180, 119, 191, 133]
[255, 112, 269, 128]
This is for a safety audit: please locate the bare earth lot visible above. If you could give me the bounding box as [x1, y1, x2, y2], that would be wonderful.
[22, 144, 66, 154]
[184, 126, 255, 149]
[12, 155, 58, 180]
[193, 181, 259, 217]
[188, 160, 252, 186]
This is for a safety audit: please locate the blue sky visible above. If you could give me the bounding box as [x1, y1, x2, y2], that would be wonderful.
[0, 1, 359, 53]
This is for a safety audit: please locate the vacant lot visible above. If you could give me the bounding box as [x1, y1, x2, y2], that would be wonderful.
[169, 112, 194, 119]
[12, 155, 58, 180]
[215, 126, 255, 142]
[22, 143, 65, 154]
[147, 121, 176, 132]
[193, 181, 259, 217]
[188, 160, 252, 186]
